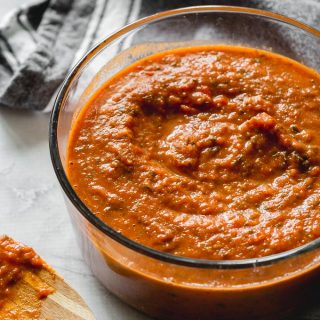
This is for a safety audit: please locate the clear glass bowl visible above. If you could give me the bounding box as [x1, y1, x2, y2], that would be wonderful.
[49, 6, 320, 320]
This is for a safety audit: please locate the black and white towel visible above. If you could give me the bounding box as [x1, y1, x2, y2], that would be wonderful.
[0, 0, 319, 111]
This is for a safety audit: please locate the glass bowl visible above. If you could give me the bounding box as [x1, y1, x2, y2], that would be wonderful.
[49, 6, 320, 320]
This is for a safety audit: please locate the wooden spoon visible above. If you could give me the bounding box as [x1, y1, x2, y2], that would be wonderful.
[1, 268, 96, 320]
[0, 236, 95, 320]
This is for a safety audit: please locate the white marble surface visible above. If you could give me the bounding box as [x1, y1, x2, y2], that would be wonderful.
[0, 2, 150, 320]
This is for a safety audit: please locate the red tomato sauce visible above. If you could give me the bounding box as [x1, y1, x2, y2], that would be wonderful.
[67, 46, 320, 260]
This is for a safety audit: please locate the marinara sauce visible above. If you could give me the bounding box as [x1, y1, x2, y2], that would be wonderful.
[67, 46, 320, 260]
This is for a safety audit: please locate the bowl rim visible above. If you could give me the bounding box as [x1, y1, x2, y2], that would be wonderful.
[49, 5, 320, 269]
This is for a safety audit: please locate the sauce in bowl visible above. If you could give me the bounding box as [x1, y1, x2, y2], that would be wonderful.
[66, 45, 320, 319]
[68, 46, 320, 259]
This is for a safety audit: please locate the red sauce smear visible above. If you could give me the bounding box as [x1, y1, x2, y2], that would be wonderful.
[0, 236, 48, 307]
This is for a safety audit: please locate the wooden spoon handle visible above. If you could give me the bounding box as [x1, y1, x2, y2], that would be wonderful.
[39, 271, 95, 320]
[22, 269, 95, 320]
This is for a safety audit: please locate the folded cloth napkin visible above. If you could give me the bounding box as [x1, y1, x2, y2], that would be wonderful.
[0, 0, 319, 111]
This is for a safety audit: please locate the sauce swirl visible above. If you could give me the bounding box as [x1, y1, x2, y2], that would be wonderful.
[67, 46, 320, 260]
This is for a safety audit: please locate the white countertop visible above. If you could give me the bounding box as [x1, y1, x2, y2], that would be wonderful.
[0, 2, 319, 320]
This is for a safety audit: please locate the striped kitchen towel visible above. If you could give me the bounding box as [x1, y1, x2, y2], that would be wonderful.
[0, 0, 319, 111]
